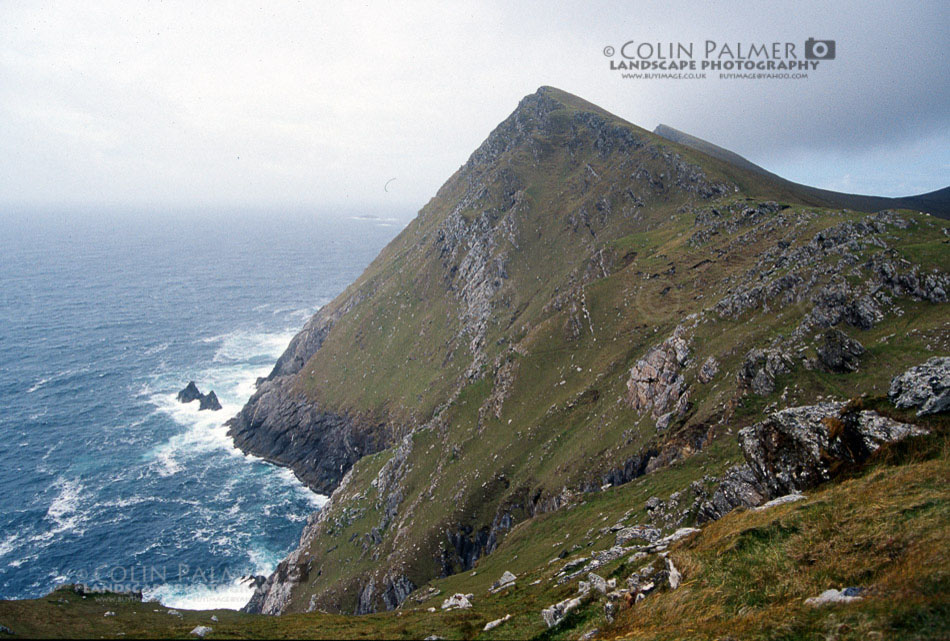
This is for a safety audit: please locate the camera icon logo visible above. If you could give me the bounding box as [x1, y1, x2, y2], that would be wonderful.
[805, 38, 836, 60]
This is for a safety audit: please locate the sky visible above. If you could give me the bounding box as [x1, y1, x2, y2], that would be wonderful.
[0, 0, 947, 216]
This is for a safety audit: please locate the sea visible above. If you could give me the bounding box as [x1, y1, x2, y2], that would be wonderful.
[0, 209, 405, 609]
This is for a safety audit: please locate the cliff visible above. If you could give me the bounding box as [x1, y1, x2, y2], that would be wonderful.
[226, 86, 950, 618]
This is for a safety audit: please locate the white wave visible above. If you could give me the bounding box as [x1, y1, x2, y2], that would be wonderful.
[144, 577, 256, 611]
[27, 377, 50, 393]
[273, 467, 328, 509]
[144, 342, 170, 356]
[0, 534, 19, 558]
[30, 478, 88, 542]
[204, 329, 296, 363]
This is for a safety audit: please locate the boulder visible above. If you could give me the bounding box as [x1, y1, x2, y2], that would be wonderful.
[483, 614, 512, 631]
[190, 627, 213, 638]
[440, 593, 473, 610]
[490, 570, 516, 593]
[888, 356, 950, 416]
[739, 402, 927, 497]
[816, 329, 865, 373]
[587, 572, 608, 594]
[541, 596, 582, 628]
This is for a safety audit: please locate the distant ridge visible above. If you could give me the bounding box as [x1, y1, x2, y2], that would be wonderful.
[654, 123, 950, 219]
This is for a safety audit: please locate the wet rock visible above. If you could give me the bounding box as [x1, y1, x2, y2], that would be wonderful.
[816, 329, 865, 373]
[176, 382, 222, 411]
[177, 381, 202, 403]
[738, 348, 792, 395]
[739, 402, 928, 497]
[888, 356, 950, 416]
[198, 390, 222, 411]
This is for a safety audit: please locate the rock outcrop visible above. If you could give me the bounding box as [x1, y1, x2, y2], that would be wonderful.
[888, 356, 950, 416]
[739, 402, 928, 497]
[816, 329, 865, 373]
[737, 348, 792, 395]
[626, 326, 692, 428]
[176, 382, 222, 411]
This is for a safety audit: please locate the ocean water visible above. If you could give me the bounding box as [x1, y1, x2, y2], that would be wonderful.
[0, 210, 404, 609]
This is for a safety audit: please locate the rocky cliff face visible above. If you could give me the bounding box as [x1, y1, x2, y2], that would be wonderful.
[229, 87, 949, 616]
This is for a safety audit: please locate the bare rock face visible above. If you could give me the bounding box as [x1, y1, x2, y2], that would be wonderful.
[738, 348, 792, 395]
[888, 356, 950, 416]
[626, 326, 692, 428]
[816, 329, 866, 373]
[696, 463, 768, 524]
[697, 356, 719, 384]
[738, 402, 927, 497]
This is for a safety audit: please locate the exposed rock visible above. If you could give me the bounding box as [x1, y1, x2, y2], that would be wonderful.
[103, 611, 115, 617]
[696, 464, 767, 524]
[587, 572, 608, 594]
[176, 381, 202, 403]
[807, 280, 882, 330]
[615, 525, 660, 547]
[190, 627, 213, 638]
[753, 493, 805, 511]
[804, 588, 864, 606]
[739, 402, 928, 497]
[176, 382, 222, 411]
[490, 571, 517, 593]
[228, 379, 388, 495]
[816, 329, 865, 373]
[738, 348, 792, 395]
[626, 326, 692, 427]
[441, 593, 473, 610]
[698, 356, 719, 383]
[541, 596, 583, 628]
[167, 609, 182, 617]
[667, 557, 681, 589]
[198, 390, 222, 411]
[888, 356, 950, 416]
[483, 614, 512, 631]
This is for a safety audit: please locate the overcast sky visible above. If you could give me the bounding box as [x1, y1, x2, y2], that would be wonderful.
[1, 0, 947, 216]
